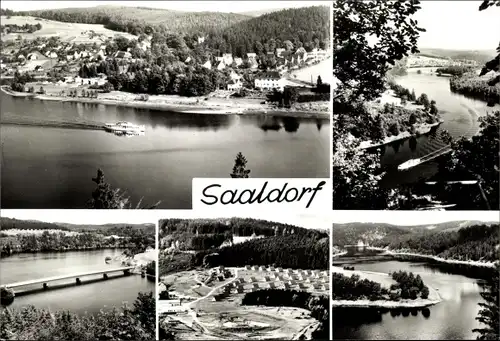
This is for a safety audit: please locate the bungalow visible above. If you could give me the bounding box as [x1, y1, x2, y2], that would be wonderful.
[251, 266, 259, 271]
[244, 265, 251, 270]
[197, 36, 205, 44]
[258, 266, 266, 272]
[255, 71, 285, 91]
[184, 56, 192, 63]
[17, 54, 26, 61]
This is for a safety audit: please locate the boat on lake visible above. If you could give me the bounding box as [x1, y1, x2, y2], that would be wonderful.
[104, 121, 145, 134]
[397, 158, 421, 170]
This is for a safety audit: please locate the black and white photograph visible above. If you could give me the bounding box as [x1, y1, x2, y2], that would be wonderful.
[331, 211, 499, 340]
[157, 212, 330, 340]
[0, 211, 156, 340]
[0, 0, 331, 210]
[332, 0, 500, 210]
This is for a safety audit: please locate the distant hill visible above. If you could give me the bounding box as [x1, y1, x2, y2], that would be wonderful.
[0, 217, 155, 235]
[417, 48, 496, 64]
[332, 220, 498, 247]
[15, 5, 251, 35]
[332, 223, 417, 247]
[1, 217, 69, 231]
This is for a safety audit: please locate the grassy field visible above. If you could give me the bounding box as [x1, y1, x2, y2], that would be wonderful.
[1, 16, 135, 42]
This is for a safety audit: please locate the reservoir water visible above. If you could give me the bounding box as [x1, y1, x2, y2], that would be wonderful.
[333, 260, 486, 340]
[0, 91, 329, 208]
[0, 249, 154, 314]
[379, 68, 500, 187]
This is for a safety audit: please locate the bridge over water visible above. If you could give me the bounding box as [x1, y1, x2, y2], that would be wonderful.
[1, 266, 135, 301]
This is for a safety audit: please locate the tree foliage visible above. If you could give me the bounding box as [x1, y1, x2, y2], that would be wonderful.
[333, 0, 424, 101]
[473, 263, 500, 340]
[0, 291, 155, 340]
[230, 152, 251, 178]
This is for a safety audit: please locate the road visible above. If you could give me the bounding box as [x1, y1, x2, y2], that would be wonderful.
[187, 267, 240, 308]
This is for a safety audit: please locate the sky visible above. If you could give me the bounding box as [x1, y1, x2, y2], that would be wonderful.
[1, 1, 329, 13]
[0, 210, 331, 230]
[331, 211, 499, 226]
[414, 1, 500, 51]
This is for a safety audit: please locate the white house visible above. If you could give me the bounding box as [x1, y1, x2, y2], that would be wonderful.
[47, 51, 58, 59]
[222, 53, 233, 65]
[216, 61, 225, 70]
[246, 53, 258, 69]
[275, 48, 285, 57]
[227, 79, 242, 91]
[234, 57, 243, 67]
[254, 71, 285, 91]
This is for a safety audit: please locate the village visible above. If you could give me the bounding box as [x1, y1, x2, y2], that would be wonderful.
[158, 264, 329, 340]
[0, 16, 331, 110]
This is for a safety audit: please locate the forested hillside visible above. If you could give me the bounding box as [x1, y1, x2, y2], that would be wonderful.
[193, 233, 329, 270]
[159, 217, 325, 251]
[373, 224, 499, 262]
[7, 5, 329, 57]
[0, 218, 69, 231]
[331, 221, 497, 247]
[204, 6, 330, 56]
[11, 5, 250, 35]
[331, 223, 415, 247]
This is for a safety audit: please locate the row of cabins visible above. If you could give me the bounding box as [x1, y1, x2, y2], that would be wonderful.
[243, 265, 328, 277]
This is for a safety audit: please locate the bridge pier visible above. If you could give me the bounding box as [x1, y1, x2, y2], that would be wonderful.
[103, 273, 108, 280]
[123, 269, 131, 276]
[76, 278, 81, 285]
[43, 283, 48, 290]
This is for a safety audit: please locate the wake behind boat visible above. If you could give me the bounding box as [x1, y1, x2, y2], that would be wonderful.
[104, 121, 146, 134]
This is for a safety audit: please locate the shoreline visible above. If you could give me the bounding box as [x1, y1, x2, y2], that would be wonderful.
[332, 265, 442, 309]
[1, 86, 330, 120]
[358, 121, 443, 150]
[333, 247, 497, 269]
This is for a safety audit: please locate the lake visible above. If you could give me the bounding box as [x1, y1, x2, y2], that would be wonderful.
[378, 68, 500, 187]
[0, 249, 154, 314]
[333, 260, 486, 340]
[0, 91, 329, 208]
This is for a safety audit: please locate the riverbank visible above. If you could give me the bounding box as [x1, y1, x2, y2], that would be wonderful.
[358, 121, 443, 150]
[335, 246, 497, 269]
[0, 85, 330, 119]
[385, 249, 497, 269]
[0, 246, 131, 258]
[332, 266, 442, 309]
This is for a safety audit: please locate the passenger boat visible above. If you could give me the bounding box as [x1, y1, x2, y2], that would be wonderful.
[104, 121, 145, 134]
